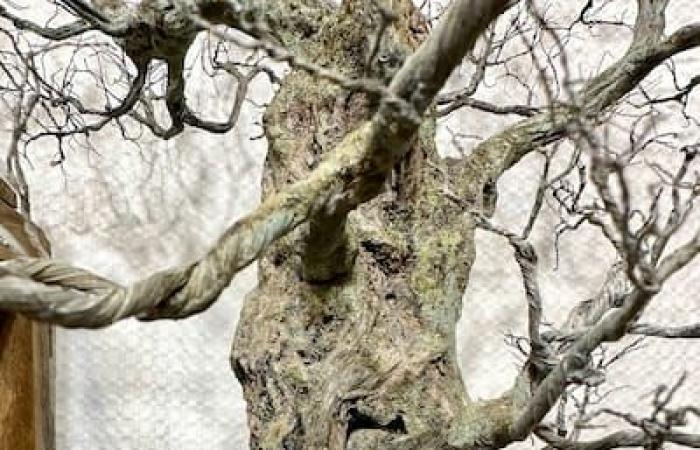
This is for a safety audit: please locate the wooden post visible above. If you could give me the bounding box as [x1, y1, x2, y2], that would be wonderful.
[0, 178, 54, 450]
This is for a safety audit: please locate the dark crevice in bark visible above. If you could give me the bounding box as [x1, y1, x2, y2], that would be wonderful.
[346, 407, 407, 438]
[231, 2, 483, 448]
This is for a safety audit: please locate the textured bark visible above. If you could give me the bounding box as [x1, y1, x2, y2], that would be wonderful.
[0, 179, 53, 450]
[3, 1, 700, 448]
[230, 2, 508, 448]
[228, 1, 700, 448]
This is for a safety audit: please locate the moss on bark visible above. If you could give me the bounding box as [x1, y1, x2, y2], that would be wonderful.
[230, 2, 510, 448]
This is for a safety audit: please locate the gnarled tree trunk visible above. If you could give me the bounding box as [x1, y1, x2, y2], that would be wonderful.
[231, 2, 512, 448]
[3, 1, 698, 448]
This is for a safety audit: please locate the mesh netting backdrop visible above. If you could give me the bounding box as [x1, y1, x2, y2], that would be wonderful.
[32, 80, 270, 448]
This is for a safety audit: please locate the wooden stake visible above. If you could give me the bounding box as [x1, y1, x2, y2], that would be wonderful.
[0, 178, 54, 450]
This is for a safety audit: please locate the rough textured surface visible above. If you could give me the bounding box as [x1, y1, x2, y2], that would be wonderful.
[0, 179, 53, 450]
[0, 0, 696, 448]
[0, 314, 36, 450]
[230, 1, 510, 448]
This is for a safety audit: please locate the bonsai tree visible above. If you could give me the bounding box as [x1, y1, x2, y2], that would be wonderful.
[1, 0, 699, 448]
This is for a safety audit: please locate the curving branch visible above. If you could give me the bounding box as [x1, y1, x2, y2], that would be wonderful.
[538, 427, 700, 450]
[0, 133, 374, 326]
[436, 96, 540, 117]
[511, 134, 700, 446]
[130, 55, 259, 139]
[1, 0, 267, 144]
[0, 0, 512, 326]
[295, 0, 512, 281]
[0, 0, 128, 37]
[0, 6, 95, 40]
[508, 284, 663, 442]
[26, 60, 149, 143]
[182, 60, 258, 133]
[445, 0, 700, 446]
[1, 1, 698, 447]
[538, 373, 700, 449]
[628, 322, 700, 339]
[56, 0, 110, 24]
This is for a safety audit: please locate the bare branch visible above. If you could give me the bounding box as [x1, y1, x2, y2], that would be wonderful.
[628, 323, 700, 339]
[538, 427, 700, 449]
[0, 6, 95, 40]
[436, 96, 540, 117]
[0, 0, 511, 325]
[539, 373, 700, 449]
